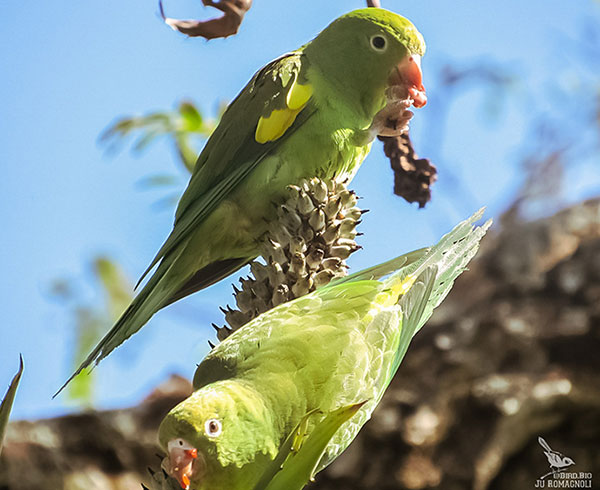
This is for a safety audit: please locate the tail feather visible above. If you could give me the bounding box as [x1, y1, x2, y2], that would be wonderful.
[388, 208, 491, 329]
[392, 266, 438, 375]
[331, 208, 490, 294]
[383, 209, 491, 380]
[164, 257, 252, 307]
[327, 248, 428, 288]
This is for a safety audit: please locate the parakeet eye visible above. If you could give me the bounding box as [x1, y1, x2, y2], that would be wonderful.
[370, 34, 387, 52]
[204, 418, 222, 438]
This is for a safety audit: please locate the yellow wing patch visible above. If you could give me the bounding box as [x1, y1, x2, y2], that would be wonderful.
[363, 274, 418, 324]
[286, 81, 313, 110]
[255, 80, 313, 144]
[372, 274, 417, 308]
[391, 274, 417, 298]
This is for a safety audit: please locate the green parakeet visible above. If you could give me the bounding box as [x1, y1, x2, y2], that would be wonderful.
[59, 8, 427, 391]
[158, 211, 490, 490]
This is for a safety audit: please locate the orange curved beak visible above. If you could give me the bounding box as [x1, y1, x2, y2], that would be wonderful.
[390, 54, 427, 108]
[167, 446, 199, 489]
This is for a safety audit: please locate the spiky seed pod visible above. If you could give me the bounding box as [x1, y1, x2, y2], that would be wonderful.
[216, 177, 363, 339]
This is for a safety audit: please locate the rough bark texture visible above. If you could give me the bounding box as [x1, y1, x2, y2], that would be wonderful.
[2, 199, 599, 490]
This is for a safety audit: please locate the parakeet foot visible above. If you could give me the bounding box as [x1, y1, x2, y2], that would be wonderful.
[371, 100, 414, 137]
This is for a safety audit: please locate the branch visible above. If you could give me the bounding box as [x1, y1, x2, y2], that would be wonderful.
[159, 0, 252, 40]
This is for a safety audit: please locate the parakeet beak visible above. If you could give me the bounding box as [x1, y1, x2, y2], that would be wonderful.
[389, 54, 427, 108]
[165, 439, 202, 490]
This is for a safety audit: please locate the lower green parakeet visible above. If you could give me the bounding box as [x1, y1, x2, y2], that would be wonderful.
[158, 211, 491, 490]
[59, 7, 428, 392]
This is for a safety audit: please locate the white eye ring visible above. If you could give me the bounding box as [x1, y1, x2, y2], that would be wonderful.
[370, 34, 387, 52]
[204, 418, 222, 438]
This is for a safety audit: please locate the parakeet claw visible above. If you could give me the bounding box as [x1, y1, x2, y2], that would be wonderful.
[371, 101, 414, 138]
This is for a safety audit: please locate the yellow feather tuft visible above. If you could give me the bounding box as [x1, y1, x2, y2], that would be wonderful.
[363, 274, 418, 325]
[391, 275, 417, 298]
[286, 81, 313, 110]
[254, 80, 313, 144]
[255, 108, 297, 144]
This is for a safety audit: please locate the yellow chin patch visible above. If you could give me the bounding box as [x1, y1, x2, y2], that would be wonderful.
[255, 81, 313, 144]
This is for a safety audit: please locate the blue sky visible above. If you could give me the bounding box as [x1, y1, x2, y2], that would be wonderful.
[1, 0, 599, 420]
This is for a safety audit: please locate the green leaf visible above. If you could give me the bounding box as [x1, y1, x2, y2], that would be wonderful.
[132, 129, 163, 154]
[137, 174, 181, 189]
[93, 257, 133, 321]
[66, 257, 133, 406]
[254, 402, 366, 490]
[179, 101, 203, 132]
[99, 99, 223, 178]
[68, 309, 104, 405]
[0, 355, 24, 456]
[174, 134, 199, 174]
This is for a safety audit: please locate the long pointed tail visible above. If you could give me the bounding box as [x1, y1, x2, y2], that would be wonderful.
[393, 208, 491, 330]
[388, 209, 491, 377]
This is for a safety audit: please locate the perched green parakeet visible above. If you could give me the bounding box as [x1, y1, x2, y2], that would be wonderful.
[59, 8, 427, 391]
[158, 211, 490, 490]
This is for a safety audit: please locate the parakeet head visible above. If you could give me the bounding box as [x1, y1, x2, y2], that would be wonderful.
[304, 8, 427, 120]
[158, 380, 278, 489]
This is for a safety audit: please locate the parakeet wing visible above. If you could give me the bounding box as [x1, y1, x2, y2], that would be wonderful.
[326, 248, 428, 287]
[192, 282, 382, 391]
[317, 210, 492, 470]
[391, 208, 491, 333]
[138, 53, 317, 286]
[314, 267, 437, 472]
[163, 257, 252, 307]
[256, 403, 366, 490]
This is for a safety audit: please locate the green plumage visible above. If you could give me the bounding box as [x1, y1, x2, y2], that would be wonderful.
[59, 8, 428, 392]
[158, 211, 491, 490]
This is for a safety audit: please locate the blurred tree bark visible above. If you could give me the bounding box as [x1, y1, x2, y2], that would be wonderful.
[2, 199, 599, 490]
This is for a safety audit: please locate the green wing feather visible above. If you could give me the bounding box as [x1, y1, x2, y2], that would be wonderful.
[256, 403, 366, 490]
[316, 210, 492, 470]
[137, 53, 316, 287]
[385, 207, 491, 333]
[57, 54, 318, 396]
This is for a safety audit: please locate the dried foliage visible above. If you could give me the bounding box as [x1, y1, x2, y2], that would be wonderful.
[379, 133, 438, 208]
[159, 0, 252, 40]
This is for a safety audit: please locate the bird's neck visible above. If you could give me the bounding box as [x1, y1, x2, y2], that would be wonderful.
[304, 61, 387, 132]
